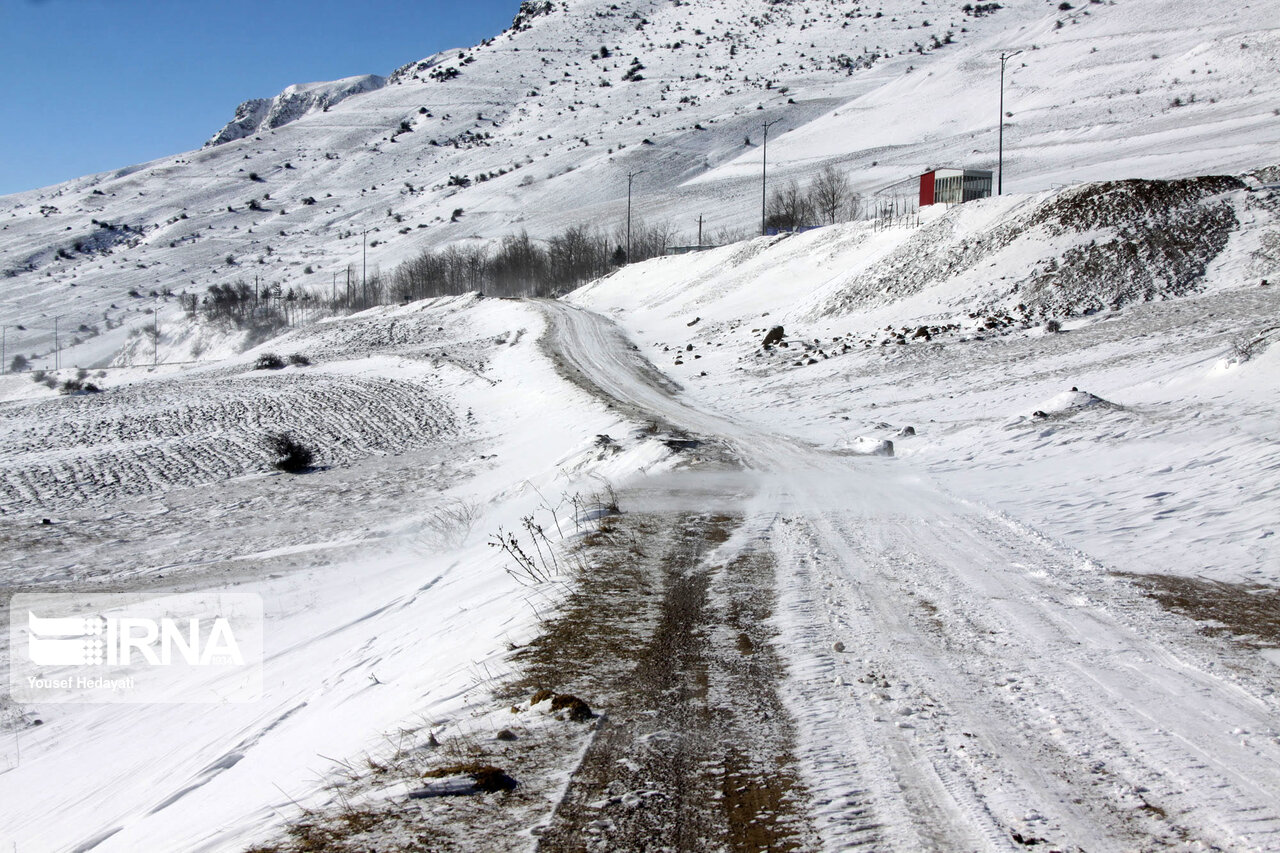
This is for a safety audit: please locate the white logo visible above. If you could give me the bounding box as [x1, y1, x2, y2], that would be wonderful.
[26, 612, 107, 665]
[27, 611, 244, 667]
[10, 593, 262, 704]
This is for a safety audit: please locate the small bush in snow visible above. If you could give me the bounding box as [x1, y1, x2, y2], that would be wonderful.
[1230, 332, 1273, 363]
[265, 432, 315, 473]
[254, 353, 286, 370]
[59, 378, 101, 395]
[1044, 319, 1062, 333]
[287, 353, 311, 366]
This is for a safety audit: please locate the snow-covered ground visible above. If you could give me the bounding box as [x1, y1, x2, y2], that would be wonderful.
[2, 0, 1277, 368]
[563, 194, 1280, 848]
[2, 172, 1276, 850]
[2, 0, 1280, 850]
[0, 295, 681, 851]
[570, 180, 1280, 588]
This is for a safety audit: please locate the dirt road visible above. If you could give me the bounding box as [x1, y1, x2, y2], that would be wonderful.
[536, 299, 1280, 852]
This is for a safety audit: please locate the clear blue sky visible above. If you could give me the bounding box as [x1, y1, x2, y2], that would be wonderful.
[0, 0, 519, 196]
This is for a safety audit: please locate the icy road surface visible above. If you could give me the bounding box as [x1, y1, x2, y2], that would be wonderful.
[539, 299, 1280, 851]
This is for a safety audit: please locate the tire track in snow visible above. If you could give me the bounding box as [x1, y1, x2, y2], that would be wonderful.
[538, 299, 1280, 851]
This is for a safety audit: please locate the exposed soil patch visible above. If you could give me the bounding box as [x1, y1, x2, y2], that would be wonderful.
[524, 511, 817, 852]
[1117, 572, 1280, 647]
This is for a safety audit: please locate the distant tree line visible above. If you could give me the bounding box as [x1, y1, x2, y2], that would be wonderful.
[389, 220, 681, 302]
[188, 279, 318, 332]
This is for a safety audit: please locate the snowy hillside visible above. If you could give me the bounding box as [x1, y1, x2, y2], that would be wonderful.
[2, 1, 1280, 852]
[2, 0, 1278, 368]
[2, 207, 1277, 849]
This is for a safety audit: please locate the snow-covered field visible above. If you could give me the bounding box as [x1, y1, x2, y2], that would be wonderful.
[1, 174, 1276, 850]
[0, 295, 681, 851]
[2, 0, 1280, 850]
[2, 0, 1278, 369]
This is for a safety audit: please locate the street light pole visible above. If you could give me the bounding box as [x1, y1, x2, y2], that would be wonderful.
[626, 170, 644, 263]
[998, 50, 1022, 196]
[362, 229, 369, 305]
[761, 118, 781, 235]
[153, 307, 159, 366]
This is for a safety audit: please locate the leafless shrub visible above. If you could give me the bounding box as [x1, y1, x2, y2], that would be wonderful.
[490, 516, 560, 584]
[1229, 326, 1278, 362]
[423, 499, 481, 549]
[265, 432, 315, 473]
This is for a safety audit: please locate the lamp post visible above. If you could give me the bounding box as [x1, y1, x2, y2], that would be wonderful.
[626, 169, 644, 263]
[362, 229, 369, 305]
[998, 50, 1022, 196]
[761, 118, 781, 235]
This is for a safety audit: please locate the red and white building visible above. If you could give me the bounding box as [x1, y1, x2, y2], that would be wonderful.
[918, 168, 993, 206]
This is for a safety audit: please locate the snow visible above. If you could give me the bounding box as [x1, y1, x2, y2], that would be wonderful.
[2, 0, 1277, 367]
[837, 435, 895, 456]
[1, 0, 1279, 850]
[1025, 388, 1110, 416]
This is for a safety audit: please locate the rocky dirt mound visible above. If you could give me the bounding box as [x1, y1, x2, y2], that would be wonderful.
[821, 175, 1245, 320]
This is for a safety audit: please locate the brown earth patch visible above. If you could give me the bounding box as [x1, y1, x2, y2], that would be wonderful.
[1116, 572, 1280, 647]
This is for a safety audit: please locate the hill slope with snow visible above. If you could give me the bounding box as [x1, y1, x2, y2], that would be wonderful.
[2, 0, 1278, 369]
[1, 3, 1280, 851]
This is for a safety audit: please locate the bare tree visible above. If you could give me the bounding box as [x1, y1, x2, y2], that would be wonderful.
[766, 180, 813, 231]
[547, 224, 609, 290]
[616, 218, 680, 263]
[490, 231, 546, 297]
[809, 164, 859, 224]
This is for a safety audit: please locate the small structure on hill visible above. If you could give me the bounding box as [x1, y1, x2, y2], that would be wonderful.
[919, 168, 993, 206]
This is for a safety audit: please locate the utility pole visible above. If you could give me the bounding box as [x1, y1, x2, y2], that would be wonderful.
[332, 271, 337, 305]
[53, 316, 59, 372]
[626, 170, 644, 263]
[1, 325, 6, 374]
[761, 118, 782, 236]
[362, 229, 369, 305]
[697, 215, 704, 247]
[153, 307, 158, 366]
[998, 50, 1022, 196]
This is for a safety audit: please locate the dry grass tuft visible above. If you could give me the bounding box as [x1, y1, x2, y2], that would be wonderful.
[549, 693, 594, 721]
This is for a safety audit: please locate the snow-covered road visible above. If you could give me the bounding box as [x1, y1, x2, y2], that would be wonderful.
[539, 299, 1280, 851]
